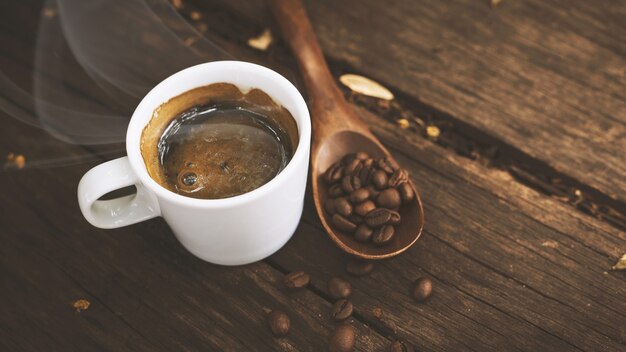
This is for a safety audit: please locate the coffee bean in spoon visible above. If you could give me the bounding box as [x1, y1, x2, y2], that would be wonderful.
[344, 158, 362, 175]
[332, 214, 357, 233]
[372, 225, 395, 246]
[283, 271, 310, 290]
[329, 323, 356, 352]
[334, 197, 353, 217]
[341, 175, 362, 193]
[324, 162, 344, 184]
[346, 259, 374, 276]
[390, 340, 415, 352]
[388, 168, 409, 187]
[354, 224, 373, 243]
[267, 310, 290, 337]
[349, 188, 370, 204]
[324, 198, 336, 215]
[331, 299, 353, 321]
[370, 170, 388, 190]
[412, 277, 433, 302]
[328, 277, 352, 299]
[397, 182, 415, 203]
[376, 188, 401, 209]
[365, 208, 400, 227]
[328, 184, 345, 198]
[354, 200, 376, 217]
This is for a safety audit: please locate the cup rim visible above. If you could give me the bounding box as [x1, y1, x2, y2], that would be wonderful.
[126, 61, 311, 208]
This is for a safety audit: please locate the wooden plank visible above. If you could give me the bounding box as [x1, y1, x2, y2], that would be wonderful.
[211, 0, 626, 205]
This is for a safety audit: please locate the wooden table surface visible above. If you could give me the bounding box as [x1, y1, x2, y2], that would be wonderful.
[1, 0, 625, 351]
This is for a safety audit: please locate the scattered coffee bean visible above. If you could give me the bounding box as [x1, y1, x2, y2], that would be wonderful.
[354, 200, 377, 217]
[390, 340, 414, 352]
[328, 277, 352, 299]
[412, 277, 433, 302]
[329, 323, 356, 352]
[349, 188, 370, 204]
[344, 158, 362, 175]
[341, 175, 362, 193]
[267, 310, 290, 337]
[283, 271, 310, 290]
[346, 259, 374, 276]
[365, 208, 400, 227]
[371, 170, 388, 190]
[332, 214, 357, 233]
[397, 182, 415, 203]
[325, 162, 344, 184]
[324, 198, 336, 215]
[376, 188, 402, 209]
[331, 299, 353, 321]
[372, 225, 395, 246]
[388, 168, 409, 187]
[329, 184, 345, 198]
[335, 197, 353, 217]
[354, 224, 373, 242]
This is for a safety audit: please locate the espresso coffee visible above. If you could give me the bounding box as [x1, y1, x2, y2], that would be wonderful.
[141, 83, 298, 199]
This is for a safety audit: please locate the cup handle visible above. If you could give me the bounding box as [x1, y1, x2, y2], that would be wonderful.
[78, 156, 160, 229]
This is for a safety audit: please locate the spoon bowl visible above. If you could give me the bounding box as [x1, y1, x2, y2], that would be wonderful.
[270, 0, 424, 259]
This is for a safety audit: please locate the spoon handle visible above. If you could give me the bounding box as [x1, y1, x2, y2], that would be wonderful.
[268, 0, 368, 144]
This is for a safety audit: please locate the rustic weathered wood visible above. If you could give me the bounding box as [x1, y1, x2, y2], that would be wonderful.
[212, 0, 626, 206]
[268, 0, 424, 260]
[1, 0, 625, 351]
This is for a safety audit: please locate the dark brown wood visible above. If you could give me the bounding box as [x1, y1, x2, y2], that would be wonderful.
[268, 0, 424, 260]
[217, 0, 626, 207]
[1, 0, 625, 351]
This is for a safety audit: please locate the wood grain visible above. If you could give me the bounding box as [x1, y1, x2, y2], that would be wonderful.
[213, 0, 626, 205]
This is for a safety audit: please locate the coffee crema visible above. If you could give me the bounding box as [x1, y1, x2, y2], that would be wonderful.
[141, 83, 298, 199]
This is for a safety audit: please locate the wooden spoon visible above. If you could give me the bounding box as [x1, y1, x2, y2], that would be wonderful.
[269, 0, 424, 259]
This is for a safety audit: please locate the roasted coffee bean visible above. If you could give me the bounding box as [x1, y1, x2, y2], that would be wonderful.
[344, 158, 362, 176]
[412, 277, 433, 302]
[349, 188, 370, 204]
[378, 156, 400, 174]
[372, 225, 395, 246]
[331, 299, 353, 321]
[376, 188, 402, 209]
[328, 277, 352, 299]
[341, 175, 362, 193]
[365, 208, 400, 227]
[390, 340, 415, 352]
[348, 214, 364, 225]
[362, 157, 374, 169]
[398, 182, 415, 203]
[359, 165, 375, 186]
[324, 162, 344, 184]
[324, 198, 336, 215]
[388, 168, 409, 187]
[371, 170, 388, 190]
[335, 198, 353, 217]
[346, 259, 374, 276]
[366, 185, 380, 200]
[328, 184, 345, 198]
[354, 200, 377, 217]
[283, 271, 310, 289]
[267, 310, 290, 337]
[388, 210, 401, 224]
[329, 323, 356, 352]
[354, 224, 373, 242]
[332, 214, 357, 233]
[355, 152, 370, 160]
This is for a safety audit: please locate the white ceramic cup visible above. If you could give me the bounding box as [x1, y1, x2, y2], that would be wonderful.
[77, 61, 311, 265]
